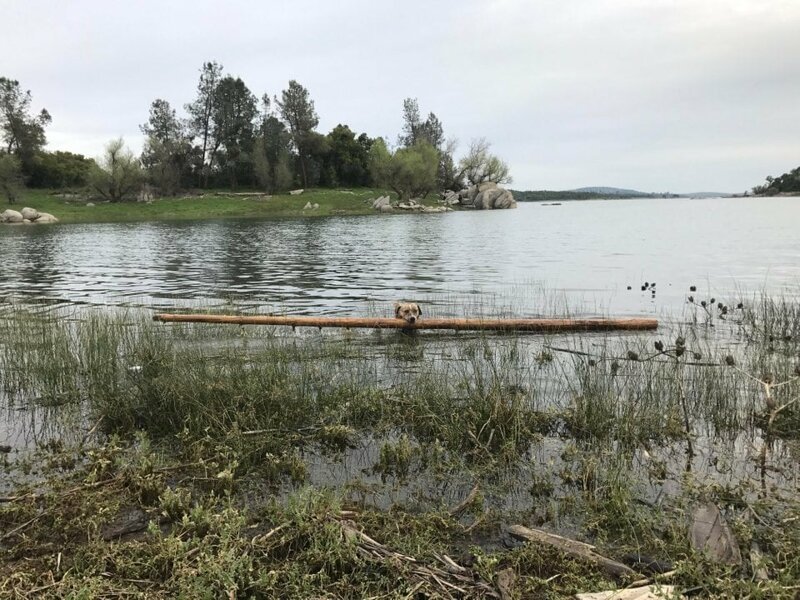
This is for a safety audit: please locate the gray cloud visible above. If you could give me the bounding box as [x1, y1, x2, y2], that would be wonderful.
[2, 0, 798, 192]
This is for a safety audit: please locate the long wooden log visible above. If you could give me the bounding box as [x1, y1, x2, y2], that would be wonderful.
[152, 313, 657, 332]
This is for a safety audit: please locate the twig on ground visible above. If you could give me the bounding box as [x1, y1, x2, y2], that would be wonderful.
[449, 483, 480, 517]
[339, 518, 500, 598]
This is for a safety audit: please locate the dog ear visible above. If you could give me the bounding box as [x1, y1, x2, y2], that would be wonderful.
[414, 303, 421, 316]
[395, 302, 402, 317]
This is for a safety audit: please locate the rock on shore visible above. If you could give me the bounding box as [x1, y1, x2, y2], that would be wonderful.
[370, 196, 451, 214]
[455, 182, 517, 210]
[1, 207, 59, 224]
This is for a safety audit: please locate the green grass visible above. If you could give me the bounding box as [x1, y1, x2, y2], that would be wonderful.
[8, 187, 442, 224]
[2, 297, 800, 597]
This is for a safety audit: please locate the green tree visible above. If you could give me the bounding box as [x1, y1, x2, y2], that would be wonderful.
[369, 139, 438, 200]
[28, 151, 94, 188]
[325, 124, 372, 187]
[752, 167, 800, 195]
[88, 138, 143, 202]
[141, 139, 183, 195]
[141, 98, 184, 144]
[0, 153, 24, 204]
[399, 98, 454, 189]
[253, 96, 294, 193]
[276, 80, 319, 188]
[0, 77, 51, 176]
[458, 138, 512, 186]
[211, 76, 258, 189]
[185, 61, 223, 187]
[368, 137, 392, 187]
[140, 99, 192, 195]
[302, 131, 330, 187]
[419, 112, 444, 150]
[438, 138, 461, 190]
[400, 98, 422, 147]
[399, 98, 443, 149]
[254, 135, 293, 193]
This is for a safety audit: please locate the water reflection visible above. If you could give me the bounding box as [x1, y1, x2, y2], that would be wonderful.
[1, 197, 799, 315]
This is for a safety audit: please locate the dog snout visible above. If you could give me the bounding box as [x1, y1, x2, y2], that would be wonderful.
[408, 316, 416, 323]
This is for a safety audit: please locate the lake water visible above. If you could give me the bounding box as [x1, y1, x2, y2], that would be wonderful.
[2, 196, 799, 505]
[1, 196, 798, 315]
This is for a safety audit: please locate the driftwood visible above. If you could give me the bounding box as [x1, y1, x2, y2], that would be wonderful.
[153, 313, 658, 333]
[505, 524, 637, 579]
[340, 519, 500, 598]
[575, 586, 683, 599]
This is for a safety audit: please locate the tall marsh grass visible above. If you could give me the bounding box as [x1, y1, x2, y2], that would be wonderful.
[2, 296, 800, 597]
[1, 296, 798, 480]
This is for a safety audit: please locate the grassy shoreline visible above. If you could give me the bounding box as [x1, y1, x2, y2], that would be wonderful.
[1, 296, 799, 597]
[4, 188, 445, 225]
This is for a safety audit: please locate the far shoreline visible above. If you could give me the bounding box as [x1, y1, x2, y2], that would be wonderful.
[4, 188, 795, 227]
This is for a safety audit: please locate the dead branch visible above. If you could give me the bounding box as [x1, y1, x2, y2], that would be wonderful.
[505, 524, 637, 579]
[449, 483, 480, 517]
[339, 519, 500, 597]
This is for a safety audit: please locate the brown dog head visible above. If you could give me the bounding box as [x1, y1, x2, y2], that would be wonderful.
[394, 302, 422, 325]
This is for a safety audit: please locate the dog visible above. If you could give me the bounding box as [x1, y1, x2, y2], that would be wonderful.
[394, 302, 422, 332]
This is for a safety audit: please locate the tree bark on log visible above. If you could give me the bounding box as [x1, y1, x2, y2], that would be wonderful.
[153, 313, 658, 333]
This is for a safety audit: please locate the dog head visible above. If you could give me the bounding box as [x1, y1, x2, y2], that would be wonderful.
[394, 302, 422, 325]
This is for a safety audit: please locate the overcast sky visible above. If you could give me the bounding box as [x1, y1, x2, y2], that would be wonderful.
[2, 0, 799, 192]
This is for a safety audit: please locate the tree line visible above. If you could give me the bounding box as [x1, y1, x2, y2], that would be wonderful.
[752, 166, 800, 196]
[1, 64, 511, 203]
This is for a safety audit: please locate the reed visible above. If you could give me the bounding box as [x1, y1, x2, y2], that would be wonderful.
[1, 294, 799, 597]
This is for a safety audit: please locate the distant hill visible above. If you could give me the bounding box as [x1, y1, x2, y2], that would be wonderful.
[571, 187, 733, 197]
[512, 189, 678, 202]
[570, 186, 647, 196]
[512, 187, 731, 202]
[681, 192, 732, 198]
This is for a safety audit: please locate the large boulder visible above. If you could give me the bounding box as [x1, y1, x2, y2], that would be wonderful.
[460, 183, 497, 206]
[469, 182, 497, 204]
[21, 207, 40, 220]
[463, 183, 516, 210]
[289, 189, 304, 196]
[1, 209, 23, 223]
[493, 189, 516, 209]
[137, 187, 154, 203]
[444, 191, 461, 206]
[397, 199, 423, 210]
[372, 196, 391, 210]
[473, 188, 500, 209]
[33, 212, 59, 223]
